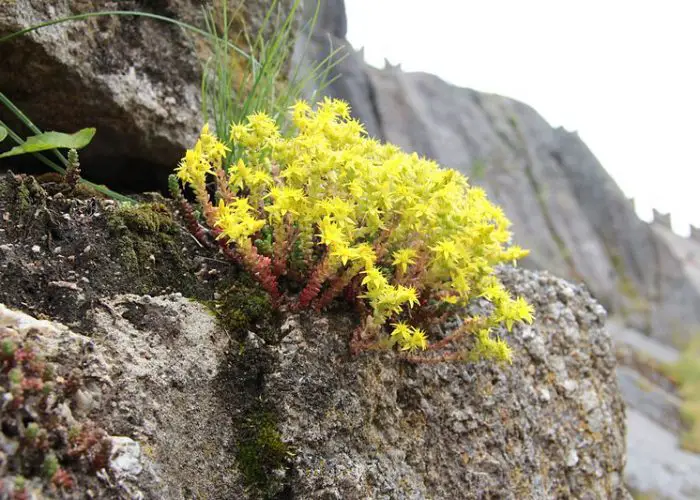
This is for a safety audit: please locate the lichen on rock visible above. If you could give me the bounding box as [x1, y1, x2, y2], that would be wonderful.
[0, 161, 632, 498]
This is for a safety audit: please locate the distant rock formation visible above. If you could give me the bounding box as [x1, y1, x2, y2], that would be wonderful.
[691, 225, 700, 243]
[652, 209, 672, 230]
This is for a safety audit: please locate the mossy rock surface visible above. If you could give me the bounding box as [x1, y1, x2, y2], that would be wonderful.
[0, 172, 239, 329]
[0, 172, 285, 498]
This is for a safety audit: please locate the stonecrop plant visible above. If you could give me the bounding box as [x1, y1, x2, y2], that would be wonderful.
[169, 97, 534, 364]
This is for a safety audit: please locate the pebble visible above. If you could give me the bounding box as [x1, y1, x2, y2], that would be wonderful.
[110, 436, 143, 477]
[566, 449, 579, 467]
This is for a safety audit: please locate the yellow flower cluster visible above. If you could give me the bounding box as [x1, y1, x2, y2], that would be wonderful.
[174, 98, 534, 363]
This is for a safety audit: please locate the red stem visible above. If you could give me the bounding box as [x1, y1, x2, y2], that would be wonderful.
[298, 253, 331, 308]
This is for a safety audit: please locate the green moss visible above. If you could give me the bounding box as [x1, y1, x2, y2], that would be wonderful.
[207, 278, 273, 337]
[16, 180, 32, 212]
[236, 411, 291, 498]
[1, 174, 45, 222]
[109, 203, 178, 234]
[106, 201, 199, 295]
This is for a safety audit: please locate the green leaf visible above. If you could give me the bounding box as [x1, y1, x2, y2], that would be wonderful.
[0, 126, 6, 142]
[0, 128, 95, 158]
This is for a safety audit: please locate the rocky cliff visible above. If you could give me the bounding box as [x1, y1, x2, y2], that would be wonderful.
[1, 0, 696, 497]
[296, 0, 700, 348]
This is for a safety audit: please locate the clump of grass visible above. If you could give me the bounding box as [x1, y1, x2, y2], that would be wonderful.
[670, 337, 700, 452]
[200, 0, 343, 154]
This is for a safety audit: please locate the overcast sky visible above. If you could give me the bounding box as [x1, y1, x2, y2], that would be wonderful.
[345, 1, 699, 235]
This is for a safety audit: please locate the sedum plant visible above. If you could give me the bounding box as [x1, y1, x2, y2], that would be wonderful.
[169, 98, 534, 364]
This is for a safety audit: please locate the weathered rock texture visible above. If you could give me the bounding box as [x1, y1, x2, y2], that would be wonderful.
[267, 268, 629, 499]
[0, 171, 629, 498]
[0, 278, 630, 499]
[296, 0, 700, 347]
[0, 298, 241, 499]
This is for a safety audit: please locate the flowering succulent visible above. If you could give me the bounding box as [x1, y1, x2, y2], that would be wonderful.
[170, 98, 534, 363]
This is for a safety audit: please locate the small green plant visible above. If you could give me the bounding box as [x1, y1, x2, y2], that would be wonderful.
[0, 90, 129, 201]
[0, 126, 94, 159]
[0, 319, 111, 495]
[200, 0, 343, 149]
[670, 337, 700, 452]
[170, 98, 534, 364]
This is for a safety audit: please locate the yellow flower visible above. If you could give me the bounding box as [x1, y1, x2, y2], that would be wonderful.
[390, 322, 412, 343]
[431, 240, 460, 266]
[331, 245, 358, 266]
[361, 267, 388, 293]
[400, 328, 428, 352]
[391, 248, 417, 274]
[317, 216, 345, 248]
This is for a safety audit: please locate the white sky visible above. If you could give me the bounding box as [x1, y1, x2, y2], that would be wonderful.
[345, 0, 699, 235]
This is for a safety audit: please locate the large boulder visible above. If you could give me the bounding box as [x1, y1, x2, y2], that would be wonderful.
[0, 172, 630, 498]
[266, 267, 629, 499]
[0, 279, 630, 499]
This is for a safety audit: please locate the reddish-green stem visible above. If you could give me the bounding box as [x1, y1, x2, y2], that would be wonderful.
[313, 265, 362, 311]
[239, 241, 281, 303]
[169, 177, 213, 249]
[298, 253, 332, 308]
[272, 218, 291, 278]
[215, 167, 234, 204]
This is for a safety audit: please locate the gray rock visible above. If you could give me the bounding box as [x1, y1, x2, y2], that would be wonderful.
[260, 267, 629, 499]
[0, 266, 630, 499]
[626, 408, 700, 499]
[616, 366, 682, 434]
[609, 319, 681, 365]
